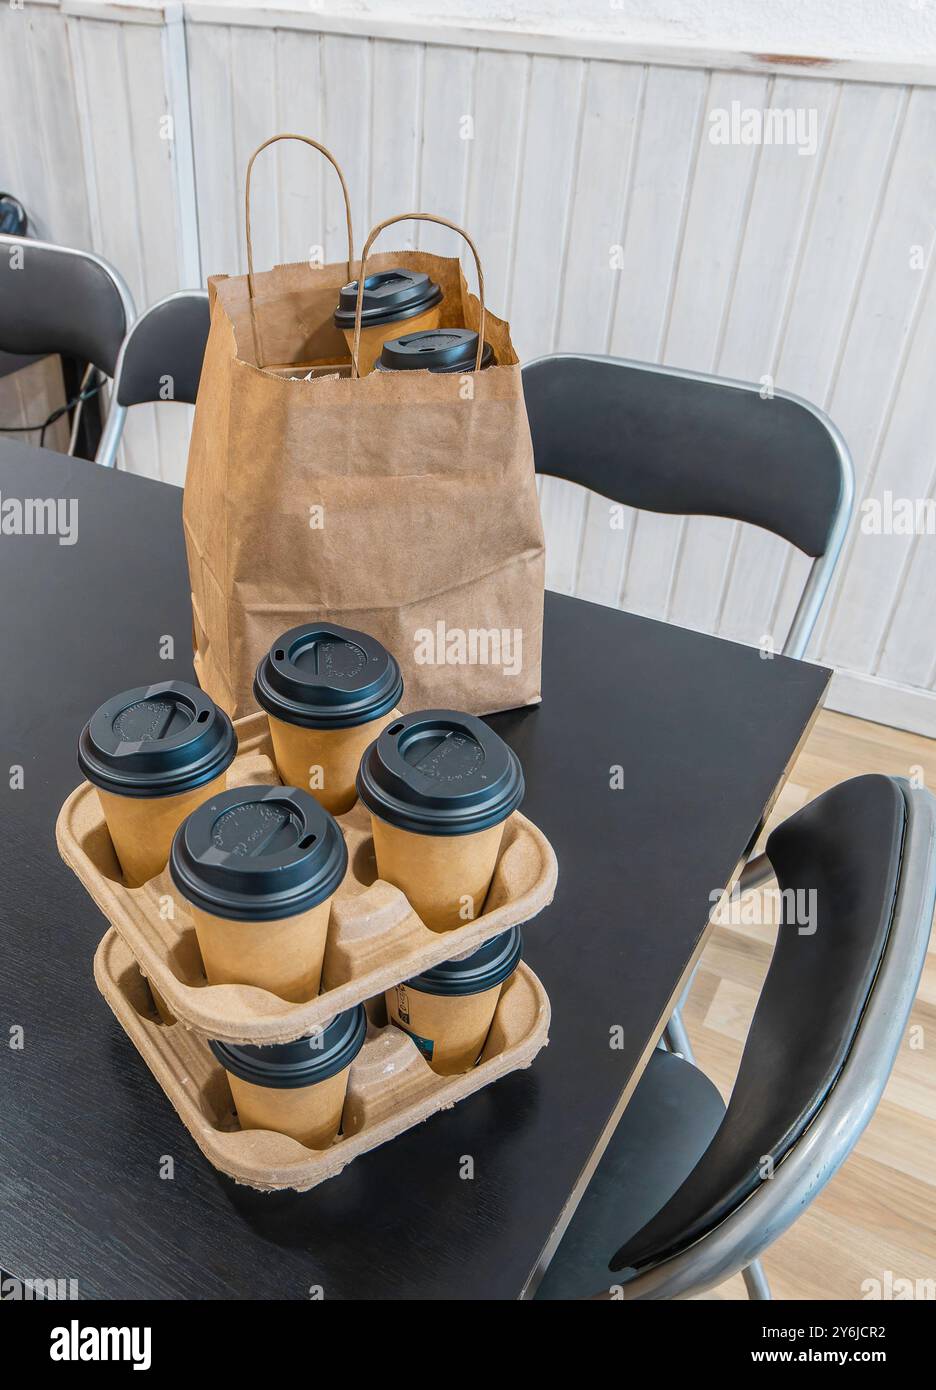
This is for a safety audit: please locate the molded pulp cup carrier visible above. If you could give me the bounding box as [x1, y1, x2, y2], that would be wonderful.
[170, 784, 348, 1002]
[65, 702, 554, 1186]
[254, 622, 403, 816]
[77, 680, 237, 888]
[357, 708, 524, 932]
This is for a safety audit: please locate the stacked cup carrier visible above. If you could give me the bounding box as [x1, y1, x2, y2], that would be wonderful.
[57, 624, 556, 1192]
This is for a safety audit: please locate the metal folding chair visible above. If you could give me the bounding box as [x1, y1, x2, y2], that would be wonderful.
[534, 774, 936, 1300]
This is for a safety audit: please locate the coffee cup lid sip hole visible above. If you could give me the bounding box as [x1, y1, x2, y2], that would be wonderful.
[77, 680, 237, 798]
[170, 784, 348, 921]
[254, 623, 403, 730]
[356, 709, 524, 836]
[334, 268, 442, 329]
[375, 328, 495, 374]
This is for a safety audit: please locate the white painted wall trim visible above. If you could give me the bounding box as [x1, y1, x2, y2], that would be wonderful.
[825, 668, 936, 740]
[46, 0, 936, 86]
[161, 3, 202, 286]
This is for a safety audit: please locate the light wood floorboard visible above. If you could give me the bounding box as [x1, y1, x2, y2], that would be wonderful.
[689, 710, 936, 1301]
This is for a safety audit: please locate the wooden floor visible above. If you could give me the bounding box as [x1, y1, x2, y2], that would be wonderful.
[688, 709, 936, 1301]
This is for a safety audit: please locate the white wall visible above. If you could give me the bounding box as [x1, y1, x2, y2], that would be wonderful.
[2, 0, 935, 734]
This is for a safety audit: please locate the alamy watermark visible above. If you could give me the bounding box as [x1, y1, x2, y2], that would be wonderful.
[710, 883, 818, 936]
[414, 622, 523, 676]
[708, 100, 818, 157]
[0, 493, 77, 545]
[860, 491, 936, 536]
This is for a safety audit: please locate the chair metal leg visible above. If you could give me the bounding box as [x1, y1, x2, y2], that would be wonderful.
[663, 1006, 695, 1063]
[742, 1260, 772, 1300]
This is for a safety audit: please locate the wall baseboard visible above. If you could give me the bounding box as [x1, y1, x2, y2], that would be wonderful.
[825, 668, 936, 739]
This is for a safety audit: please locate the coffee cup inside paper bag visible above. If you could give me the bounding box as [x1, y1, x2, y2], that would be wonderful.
[374, 327, 496, 373]
[210, 1005, 367, 1149]
[254, 623, 403, 815]
[386, 927, 521, 1075]
[77, 681, 237, 889]
[334, 268, 442, 375]
[170, 785, 347, 1002]
[356, 710, 524, 932]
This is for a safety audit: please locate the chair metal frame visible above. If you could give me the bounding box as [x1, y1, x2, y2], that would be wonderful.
[523, 353, 855, 1070]
[524, 353, 855, 665]
[0, 232, 136, 466]
[95, 288, 209, 470]
[589, 779, 936, 1300]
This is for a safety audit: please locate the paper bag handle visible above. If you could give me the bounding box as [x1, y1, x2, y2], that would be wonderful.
[244, 133, 355, 297]
[351, 213, 486, 378]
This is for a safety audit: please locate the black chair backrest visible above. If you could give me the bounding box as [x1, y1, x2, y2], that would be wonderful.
[522, 355, 846, 557]
[0, 235, 129, 378]
[116, 293, 210, 408]
[611, 774, 908, 1272]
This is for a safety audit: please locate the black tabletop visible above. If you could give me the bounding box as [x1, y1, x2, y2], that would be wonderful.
[0, 439, 830, 1300]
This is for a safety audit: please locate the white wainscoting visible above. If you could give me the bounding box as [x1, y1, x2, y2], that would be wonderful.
[2, 0, 935, 734]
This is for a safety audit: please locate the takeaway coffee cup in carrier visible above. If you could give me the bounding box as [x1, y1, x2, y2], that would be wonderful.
[254, 623, 404, 816]
[334, 269, 443, 375]
[356, 709, 524, 932]
[170, 785, 348, 1002]
[386, 927, 522, 1075]
[210, 1005, 367, 1149]
[77, 681, 237, 889]
[374, 327, 496, 374]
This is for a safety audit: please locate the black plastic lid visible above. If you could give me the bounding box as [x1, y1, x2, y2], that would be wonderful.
[209, 1005, 367, 1089]
[375, 328, 496, 373]
[356, 709, 524, 836]
[77, 681, 237, 799]
[334, 269, 442, 329]
[404, 927, 522, 997]
[253, 623, 403, 730]
[169, 785, 348, 921]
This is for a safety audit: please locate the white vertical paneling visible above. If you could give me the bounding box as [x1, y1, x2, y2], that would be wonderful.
[463, 49, 529, 313]
[816, 86, 936, 673]
[503, 55, 584, 592]
[0, 6, 92, 247]
[877, 496, 936, 687]
[271, 31, 327, 267]
[369, 40, 421, 249]
[230, 25, 278, 275]
[320, 35, 372, 263]
[558, 59, 643, 605]
[714, 77, 838, 649]
[188, 24, 240, 280]
[8, 7, 936, 729]
[508, 54, 586, 593]
[768, 83, 907, 650]
[613, 65, 707, 620]
[662, 71, 769, 635]
[416, 44, 475, 257]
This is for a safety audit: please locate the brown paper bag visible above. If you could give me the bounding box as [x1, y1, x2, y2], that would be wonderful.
[183, 134, 545, 719]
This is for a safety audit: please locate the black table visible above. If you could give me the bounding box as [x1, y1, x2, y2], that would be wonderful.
[0, 439, 830, 1300]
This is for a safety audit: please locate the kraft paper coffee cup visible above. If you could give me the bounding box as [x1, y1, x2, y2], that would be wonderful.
[356, 709, 524, 932]
[334, 268, 443, 374]
[77, 681, 237, 888]
[254, 623, 404, 815]
[209, 1005, 367, 1149]
[170, 785, 348, 1002]
[374, 328, 496, 374]
[386, 927, 521, 1075]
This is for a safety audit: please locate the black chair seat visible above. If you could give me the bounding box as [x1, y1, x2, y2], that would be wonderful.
[534, 1049, 725, 1300]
